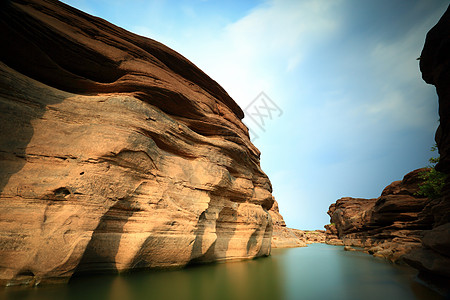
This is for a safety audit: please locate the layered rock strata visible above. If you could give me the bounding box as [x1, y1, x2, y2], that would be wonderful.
[326, 168, 450, 294]
[0, 0, 274, 286]
[303, 230, 326, 244]
[325, 169, 431, 262]
[324, 223, 343, 246]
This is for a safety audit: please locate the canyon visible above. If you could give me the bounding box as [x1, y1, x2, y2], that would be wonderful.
[0, 0, 448, 295]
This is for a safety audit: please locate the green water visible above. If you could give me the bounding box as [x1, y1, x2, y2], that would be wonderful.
[1, 244, 443, 300]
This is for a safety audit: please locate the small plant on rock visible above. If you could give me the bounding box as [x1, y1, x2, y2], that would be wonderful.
[416, 145, 447, 199]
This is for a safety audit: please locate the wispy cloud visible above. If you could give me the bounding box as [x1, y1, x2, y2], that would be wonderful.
[168, 0, 342, 108]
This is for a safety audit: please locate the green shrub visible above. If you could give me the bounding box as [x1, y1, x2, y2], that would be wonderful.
[416, 145, 447, 199]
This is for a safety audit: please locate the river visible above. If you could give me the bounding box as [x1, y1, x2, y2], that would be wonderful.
[1, 244, 443, 300]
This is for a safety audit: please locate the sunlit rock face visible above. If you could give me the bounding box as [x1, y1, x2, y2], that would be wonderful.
[326, 169, 431, 262]
[403, 5, 450, 293]
[0, 0, 273, 286]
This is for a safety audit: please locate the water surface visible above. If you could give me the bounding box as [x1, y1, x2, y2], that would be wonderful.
[1, 244, 443, 300]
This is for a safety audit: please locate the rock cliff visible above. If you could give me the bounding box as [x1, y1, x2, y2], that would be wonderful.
[325, 169, 430, 262]
[403, 5, 450, 294]
[0, 0, 274, 286]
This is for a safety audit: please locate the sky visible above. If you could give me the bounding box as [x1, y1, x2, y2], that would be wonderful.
[61, 0, 448, 230]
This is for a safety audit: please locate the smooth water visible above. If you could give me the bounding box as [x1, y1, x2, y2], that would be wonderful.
[1, 244, 443, 300]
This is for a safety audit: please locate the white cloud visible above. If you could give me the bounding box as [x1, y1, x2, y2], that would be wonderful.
[174, 0, 342, 109]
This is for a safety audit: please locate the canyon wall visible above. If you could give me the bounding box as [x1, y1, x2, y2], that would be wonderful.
[0, 0, 273, 286]
[325, 169, 430, 262]
[403, 4, 450, 291]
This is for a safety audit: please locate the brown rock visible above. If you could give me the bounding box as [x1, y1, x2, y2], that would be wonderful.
[421, 223, 450, 256]
[324, 223, 338, 236]
[404, 248, 450, 278]
[303, 230, 326, 244]
[326, 239, 344, 246]
[327, 197, 377, 236]
[269, 199, 306, 248]
[325, 169, 431, 262]
[403, 224, 450, 279]
[268, 198, 287, 227]
[409, 4, 450, 295]
[0, 0, 273, 286]
[270, 227, 307, 248]
[324, 223, 344, 245]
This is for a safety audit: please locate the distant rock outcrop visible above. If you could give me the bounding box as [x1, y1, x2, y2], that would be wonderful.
[325, 169, 430, 262]
[269, 200, 325, 247]
[303, 230, 326, 244]
[269, 200, 306, 248]
[0, 0, 274, 286]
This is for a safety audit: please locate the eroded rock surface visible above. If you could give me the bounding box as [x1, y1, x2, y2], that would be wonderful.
[0, 0, 273, 286]
[303, 230, 326, 244]
[326, 168, 450, 294]
[325, 169, 431, 262]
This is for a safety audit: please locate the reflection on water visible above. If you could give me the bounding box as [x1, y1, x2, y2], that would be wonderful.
[1, 244, 443, 300]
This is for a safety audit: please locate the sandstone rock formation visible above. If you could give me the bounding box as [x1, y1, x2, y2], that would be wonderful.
[325, 169, 431, 262]
[324, 223, 343, 246]
[0, 0, 274, 286]
[269, 199, 306, 248]
[303, 230, 326, 244]
[403, 5, 450, 294]
[326, 168, 450, 294]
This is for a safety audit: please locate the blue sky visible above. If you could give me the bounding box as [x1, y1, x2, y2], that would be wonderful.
[61, 0, 448, 230]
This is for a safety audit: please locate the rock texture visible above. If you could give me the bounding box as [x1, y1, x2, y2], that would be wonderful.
[326, 168, 450, 294]
[403, 5, 450, 294]
[0, 0, 274, 286]
[269, 200, 306, 248]
[325, 169, 431, 262]
[303, 230, 326, 244]
[324, 223, 344, 246]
